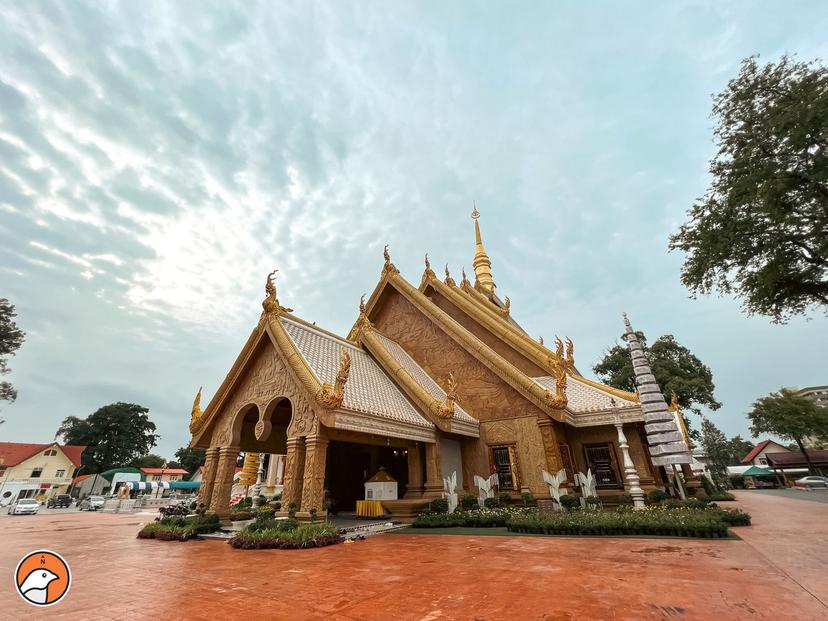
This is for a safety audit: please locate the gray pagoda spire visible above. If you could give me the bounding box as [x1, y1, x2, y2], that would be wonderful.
[623, 313, 691, 466]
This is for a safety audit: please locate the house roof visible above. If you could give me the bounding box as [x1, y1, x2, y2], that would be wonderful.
[741, 440, 788, 464]
[140, 467, 189, 475]
[766, 450, 828, 468]
[0, 442, 86, 468]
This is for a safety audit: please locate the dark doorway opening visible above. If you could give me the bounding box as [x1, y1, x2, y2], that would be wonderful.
[324, 441, 409, 513]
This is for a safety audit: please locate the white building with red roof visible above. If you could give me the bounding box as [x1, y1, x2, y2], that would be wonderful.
[139, 467, 189, 483]
[0, 442, 86, 505]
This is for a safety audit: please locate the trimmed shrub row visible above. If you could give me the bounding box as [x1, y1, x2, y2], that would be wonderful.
[413, 507, 530, 528]
[138, 513, 221, 541]
[507, 507, 731, 538]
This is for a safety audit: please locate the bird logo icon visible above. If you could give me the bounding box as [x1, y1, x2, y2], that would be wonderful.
[14, 550, 71, 606]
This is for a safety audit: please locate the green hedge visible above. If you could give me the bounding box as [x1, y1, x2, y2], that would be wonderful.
[230, 522, 341, 549]
[507, 507, 730, 538]
[413, 508, 530, 528]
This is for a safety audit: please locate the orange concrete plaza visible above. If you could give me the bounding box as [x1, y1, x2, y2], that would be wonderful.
[0, 491, 825, 620]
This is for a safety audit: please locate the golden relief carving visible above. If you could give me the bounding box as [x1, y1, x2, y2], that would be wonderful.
[374, 289, 542, 422]
[189, 386, 205, 434]
[315, 349, 351, 409]
[262, 269, 293, 319]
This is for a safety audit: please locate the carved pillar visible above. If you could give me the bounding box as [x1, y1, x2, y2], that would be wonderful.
[423, 439, 443, 499]
[537, 418, 567, 494]
[404, 443, 424, 498]
[197, 447, 219, 509]
[300, 434, 329, 515]
[208, 446, 239, 519]
[281, 437, 305, 512]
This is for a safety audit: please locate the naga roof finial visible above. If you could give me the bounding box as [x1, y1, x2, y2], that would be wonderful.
[424, 253, 431, 271]
[359, 293, 366, 315]
[538, 335, 544, 345]
[262, 269, 292, 318]
[383, 244, 391, 264]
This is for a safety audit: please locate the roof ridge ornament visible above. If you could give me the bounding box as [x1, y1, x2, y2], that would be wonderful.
[351, 293, 373, 345]
[189, 386, 206, 433]
[434, 372, 458, 419]
[316, 349, 352, 409]
[421, 253, 435, 287]
[444, 264, 456, 287]
[461, 267, 470, 287]
[382, 244, 399, 276]
[262, 269, 293, 320]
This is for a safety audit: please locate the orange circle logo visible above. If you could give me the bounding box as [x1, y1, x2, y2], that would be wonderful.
[14, 550, 71, 607]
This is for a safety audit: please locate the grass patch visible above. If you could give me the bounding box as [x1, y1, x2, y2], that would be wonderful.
[137, 513, 221, 541]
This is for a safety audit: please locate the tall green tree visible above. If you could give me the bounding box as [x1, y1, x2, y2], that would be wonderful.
[0, 298, 26, 410]
[669, 55, 828, 322]
[699, 418, 731, 490]
[727, 435, 755, 465]
[174, 446, 206, 474]
[55, 402, 159, 473]
[593, 332, 722, 418]
[748, 389, 828, 474]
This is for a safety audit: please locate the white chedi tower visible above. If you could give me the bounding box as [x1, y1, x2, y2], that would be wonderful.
[623, 313, 692, 467]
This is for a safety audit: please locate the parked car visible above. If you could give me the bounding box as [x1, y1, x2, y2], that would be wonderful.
[794, 476, 828, 489]
[78, 495, 105, 511]
[8, 498, 40, 515]
[46, 494, 73, 508]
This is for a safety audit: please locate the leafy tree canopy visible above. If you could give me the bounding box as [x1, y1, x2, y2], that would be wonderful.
[0, 298, 26, 406]
[174, 446, 206, 474]
[132, 454, 166, 469]
[55, 402, 159, 473]
[748, 389, 828, 473]
[699, 420, 756, 490]
[669, 55, 828, 322]
[593, 332, 722, 417]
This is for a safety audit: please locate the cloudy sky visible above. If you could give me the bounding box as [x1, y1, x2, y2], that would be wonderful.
[1, 1, 826, 458]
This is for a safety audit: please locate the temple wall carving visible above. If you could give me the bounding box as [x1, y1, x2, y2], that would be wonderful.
[373, 290, 544, 422]
[426, 290, 547, 377]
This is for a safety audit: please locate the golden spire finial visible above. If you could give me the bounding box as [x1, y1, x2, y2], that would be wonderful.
[471, 203, 496, 293]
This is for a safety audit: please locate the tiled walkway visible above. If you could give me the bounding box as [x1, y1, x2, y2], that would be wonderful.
[0, 492, 825, 620]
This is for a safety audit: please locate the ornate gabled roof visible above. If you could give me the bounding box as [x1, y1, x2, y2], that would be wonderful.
[368, 330, 479, 437]
[531, 375, 637, 413]
[281, 317, 434, 432]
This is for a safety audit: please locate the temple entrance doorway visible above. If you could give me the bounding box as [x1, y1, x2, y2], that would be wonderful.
[324, 440, 409, 513]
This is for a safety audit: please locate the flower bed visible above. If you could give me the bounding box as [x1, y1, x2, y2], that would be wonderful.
[230, 522, 341, 549]
[412, 507, 530, 528]
[507, 507, 731, 538]
[137, 513, 221, 541]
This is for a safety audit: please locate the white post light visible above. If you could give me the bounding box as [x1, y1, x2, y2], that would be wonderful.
[612, 399, 646, 509]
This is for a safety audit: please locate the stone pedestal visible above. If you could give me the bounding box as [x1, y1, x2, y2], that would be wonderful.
[615, 421, 645, 509]
[300, 435, 329, 513]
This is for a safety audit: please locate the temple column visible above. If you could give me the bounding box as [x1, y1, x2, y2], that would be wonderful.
[197, 447, 219, 509]
[404, 443, 425, 498]
[537, 418, 567, 494]
[265, 454, 279, 488]
[208, 446, 239, 520]
[300, 434, 329, 516]
[423, 439, 443, 499]
[281, 437, 305, 512]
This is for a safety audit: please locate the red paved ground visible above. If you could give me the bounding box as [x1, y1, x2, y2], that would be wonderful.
[0, 491, 825, 620]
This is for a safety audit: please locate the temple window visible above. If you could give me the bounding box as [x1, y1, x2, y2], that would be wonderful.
[31, 467, 43, 478]
[583, 443, 622, 488]
[488, 445, 519, 491]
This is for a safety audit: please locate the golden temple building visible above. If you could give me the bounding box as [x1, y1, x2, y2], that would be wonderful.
[190, 210, 689, 519]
